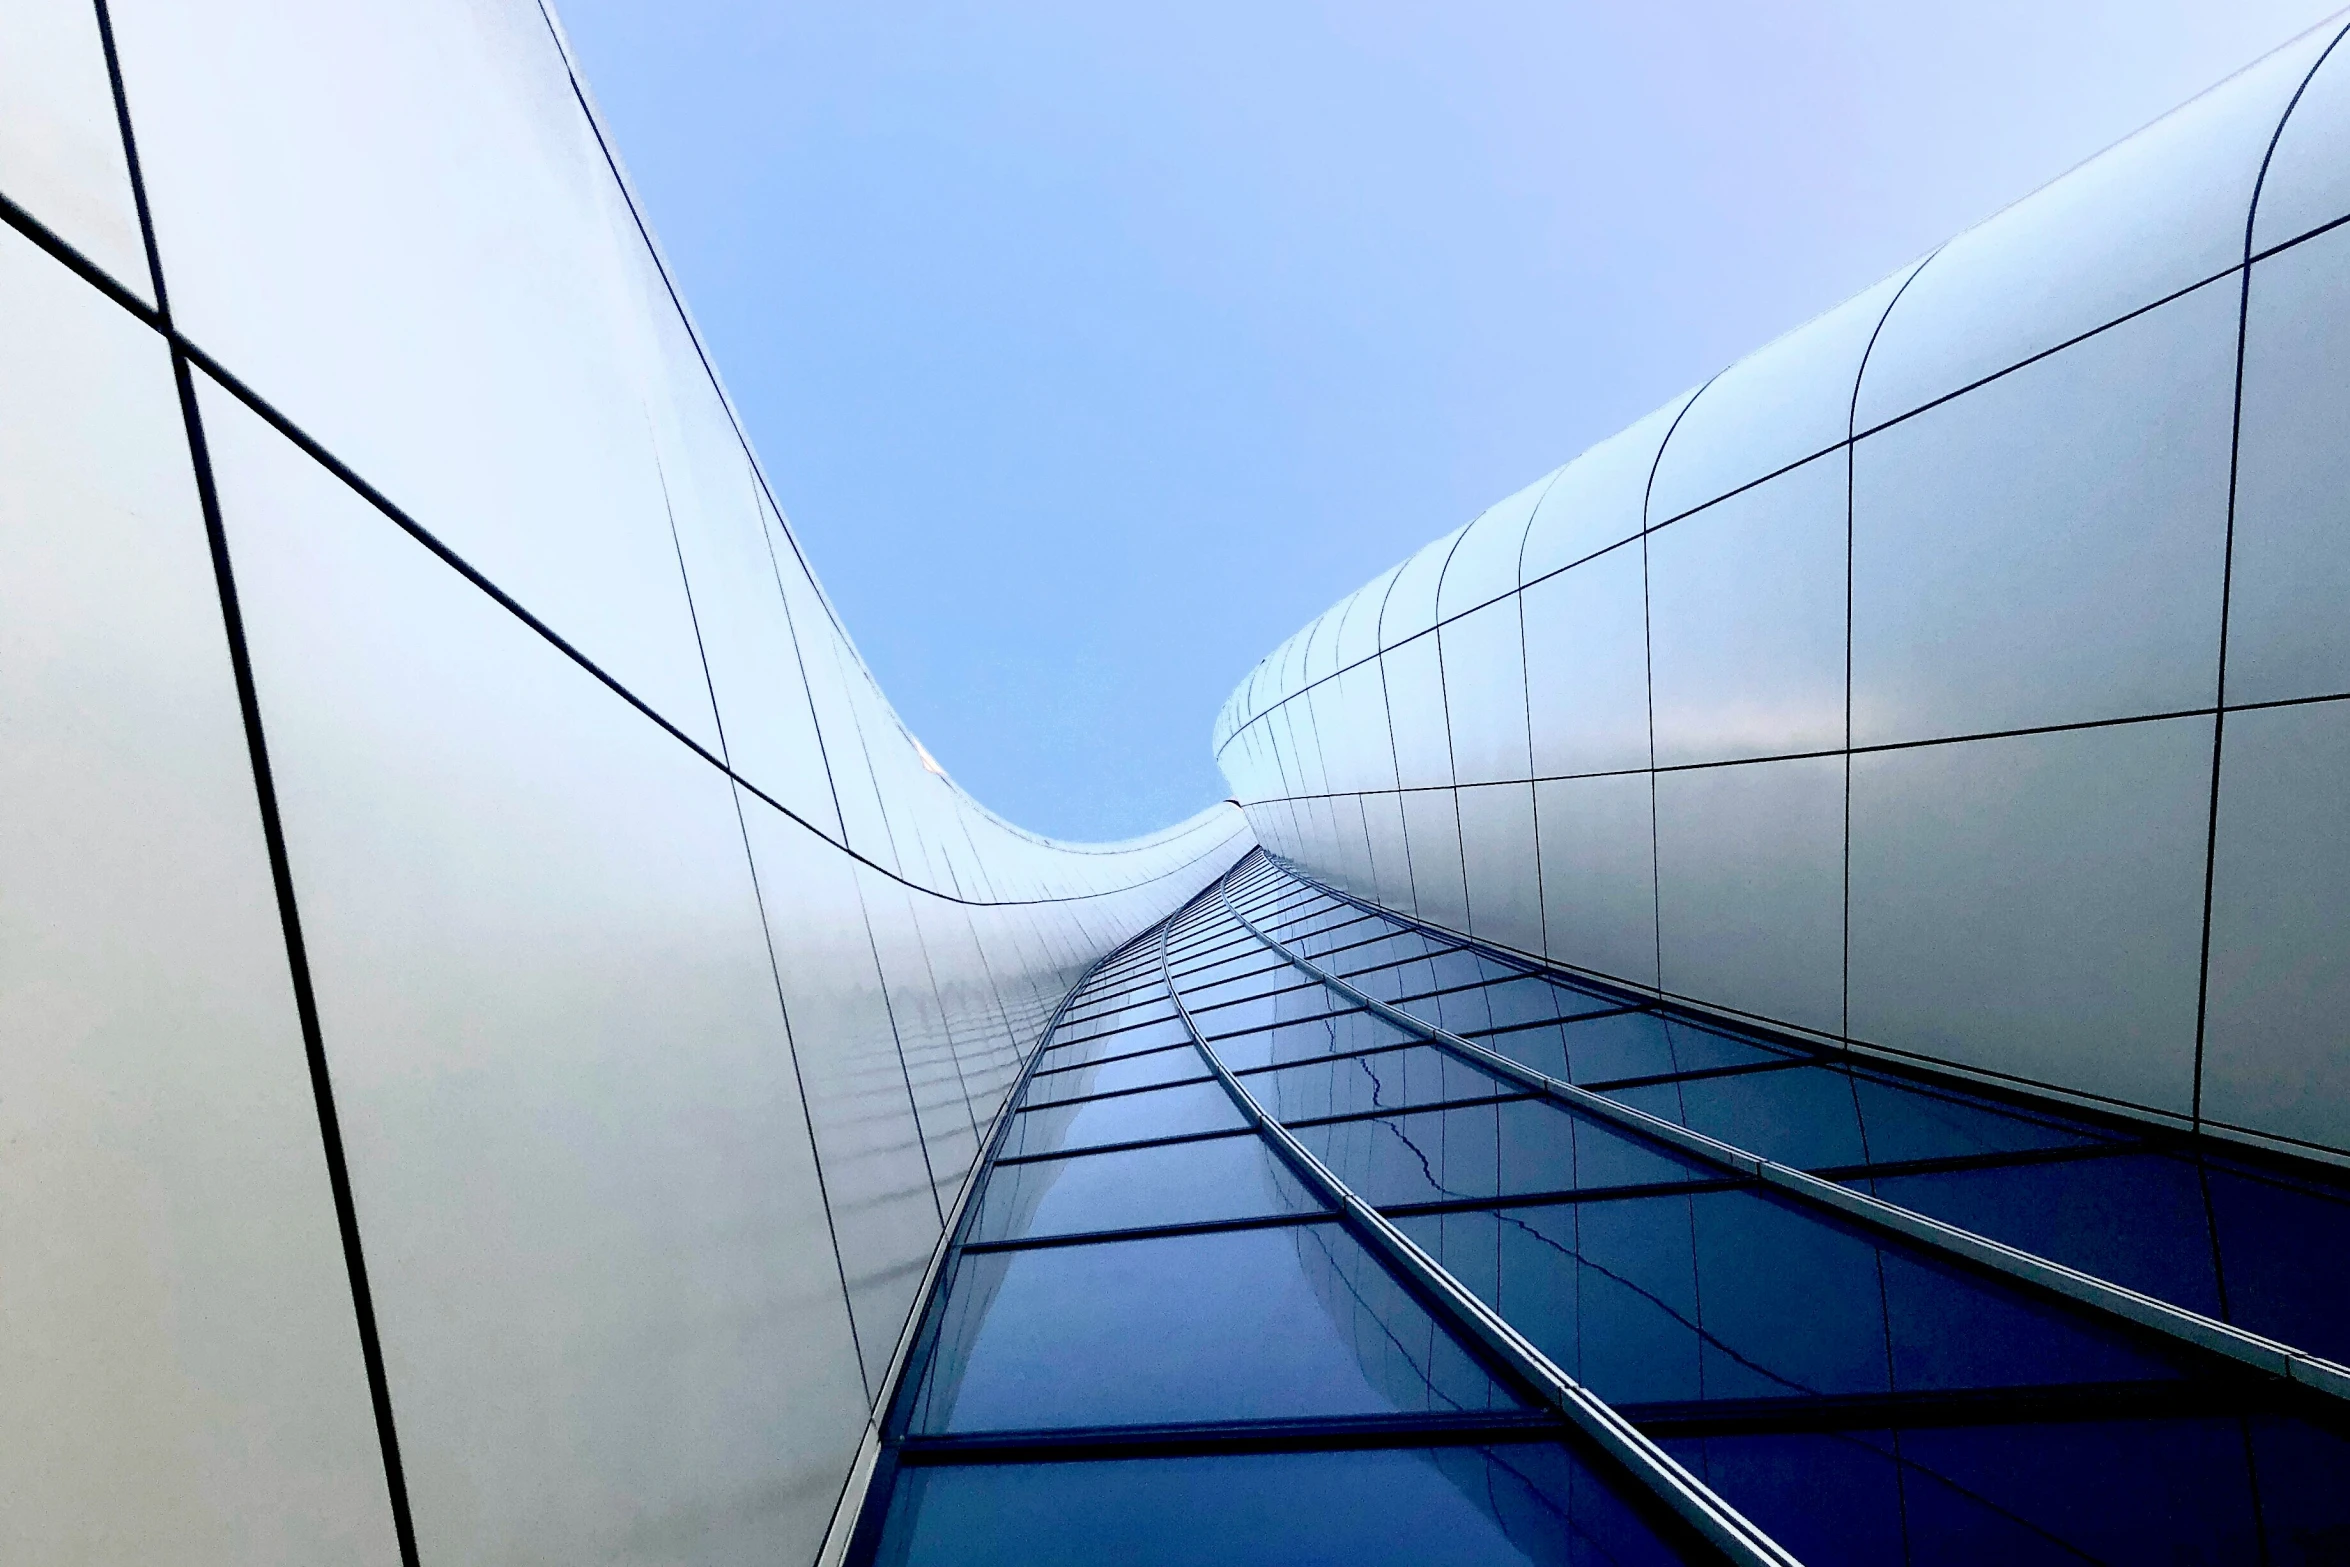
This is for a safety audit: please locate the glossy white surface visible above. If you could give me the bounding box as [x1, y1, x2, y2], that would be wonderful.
[1653, 755, 1846, 1037]
[2226, 225, 2350, 706]
[0, 221, 393, 1567]
[0, 0, 149, 295]
[2203, 699, 2350, 1152]
[1848, 719, 2211, 1117]
[1646, 453, 1847, 768]
[1224, 18, 2350, 1153]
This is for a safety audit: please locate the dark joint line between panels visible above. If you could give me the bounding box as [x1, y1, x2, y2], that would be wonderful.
[892, 1410, 1570, 1467]
[0, 183, 1243, 915]
[1012, 1073, 1219, 1113]
[960, 1175, 1767, 1256]
[989, 1122, 1261, 1168]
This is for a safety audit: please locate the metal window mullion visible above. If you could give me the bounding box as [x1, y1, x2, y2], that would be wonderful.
[1218, 874, 2350, 1406]
[1156, 905, 1806, 1567]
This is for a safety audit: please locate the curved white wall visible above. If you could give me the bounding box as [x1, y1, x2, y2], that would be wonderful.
[0, 1, 1247, 1562]
[1219, 16, 2350, 1166]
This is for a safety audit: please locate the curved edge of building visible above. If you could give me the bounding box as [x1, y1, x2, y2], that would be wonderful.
[0, 1, 1249, 1562]
[1217, 14, 2350, 1167]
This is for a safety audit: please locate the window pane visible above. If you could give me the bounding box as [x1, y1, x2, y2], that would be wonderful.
[1249, 1045, 1515, 1122]
[909, 1224, 1525, 1432]
[968, 1137, 1324, 1243]
[1025, 1044, 1208, 1106]
[1002, 1080, 1246, 1159]
[1295, 1099, 1712, 1207]
[874, 1444, 1696, 1567]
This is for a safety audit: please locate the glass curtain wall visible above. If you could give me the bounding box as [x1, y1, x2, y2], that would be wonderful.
[852, 848, 2350, 1567]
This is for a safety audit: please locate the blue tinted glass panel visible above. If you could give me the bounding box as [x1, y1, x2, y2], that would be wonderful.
[1400, 1186, 2193, 1411]
[1297, 1099, 1712, 1207]
[1847, 1075, 2107, 1165]
[1249, 1045, 1514, 1122]
[1047, 1014, 1188, 1065]
[1025, 1044, 1208, 1106]
[1864, 1153, 2224, 1317]
[1526, 1011, 1787, 1085]
[1895, 1418, 2258, 1567]
[1040, 1016, 1192, 1067]
[1179, 969, 1319, 1010]
[2247, 1415, 2350, 1563]
[1879, 1246, 2182, 1391]
[1236, 1007, 1418, 1070]
[874, 1445, 1698, 1567]
[1607, 1067, 1869, 1168]
[1002, 1079, 1245, 1158]
[909, 1224, 1524, 1432]
[968, 1136, 1324, 1242]
[2207, 1164, 2350, 1364]
[1661, 1431, 1906, 1567]
[1193, 987, 1357, 1037]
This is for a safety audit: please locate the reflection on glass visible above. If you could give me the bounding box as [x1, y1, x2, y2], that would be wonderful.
[1247, 1045, 1513, 1122]
[875, 1444, 1695, 1567]
[1398, 1186, 2183, 1411]
[1000, 1080, 1247, 1158]
[1204, 1007, 1405, 1070]
[1670, 1413, 2350, 1567]
[968, 1137, 1324, 1243]
[909, 1224, 1525, 1432]
[1024, 1044, 1210, 1106]
[1293, 1099, 1710, 1208]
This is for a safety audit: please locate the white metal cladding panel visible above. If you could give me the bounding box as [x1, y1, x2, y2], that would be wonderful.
[0, 223, 395, 1566]
[1518, 391, 1694, 583]
[1645, 264, 1915, 524]
[1435, 470, 1553, 621]
[1398, 786, 1471, 932]
[1377, 525, 1464, 649]
[1219, 16, 2350, 1160]
[1645, 452, 1847, 769]
[1652, 754, 1847, 1038]
[1457, 780, 1543, 957]
[1533, 771, 1660, 991]
[205, 381, 872, 1563]
[0, 0, 149, 299]
[2203, 698, 2350, 1153]
[0, 1, 1255, 1558]
[1519, 539, 1652, 780]
[1846, 719, 2212, 1119]
[1382, 632, 1455, 793]
[1850, 279, 2236, 748]
[2253, 26, 2350, 250]
[1854, 22, 2341, 430]
[2226, 222, 2350, 707]
[1438, 598, 1531, 787]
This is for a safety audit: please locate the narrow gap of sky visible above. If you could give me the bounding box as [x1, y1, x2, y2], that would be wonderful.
[556, 0, 2344, 842]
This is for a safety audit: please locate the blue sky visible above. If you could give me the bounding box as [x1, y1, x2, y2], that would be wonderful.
[556, 0, 2342, 842]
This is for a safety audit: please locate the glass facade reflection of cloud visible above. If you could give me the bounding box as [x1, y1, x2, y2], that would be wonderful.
[6, 1, 2350, 1564]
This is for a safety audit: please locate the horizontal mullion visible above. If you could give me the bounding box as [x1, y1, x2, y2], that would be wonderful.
[1375, 1177, 1755, 1221]
[958, 1207, 1336, 1255]
[990, 1125, 1257, 1168]
[1580, 1058, 1816, 1094]
[1014, 1073, 1218, 1113]
[893, 1409, 1568, 1466]
[1279, 1089, 1535, 1132]
[1029, 1038, 1198, 1081]
[1198, 1002, 1373, 1042]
